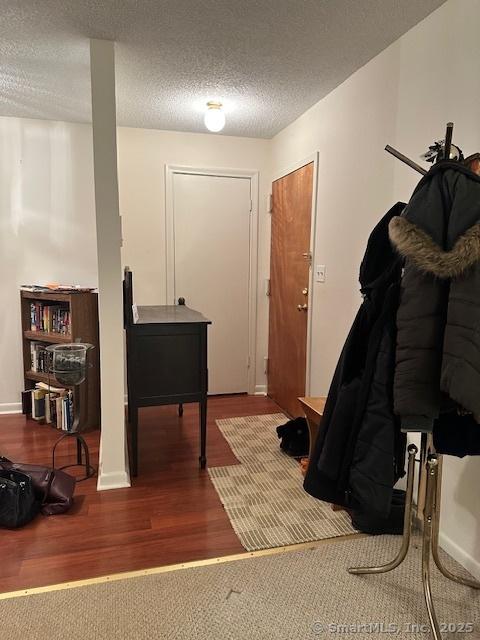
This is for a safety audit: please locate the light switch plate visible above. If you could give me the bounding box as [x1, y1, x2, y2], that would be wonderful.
[315, 264, 326, 283]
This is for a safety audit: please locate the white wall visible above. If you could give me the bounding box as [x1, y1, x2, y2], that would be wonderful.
[0, 122, 271, 409]
[269, 0, 480, 577]
[0, 118, 98, 411]
[117, 127, 271, 392]
[392, 0, 480, 201]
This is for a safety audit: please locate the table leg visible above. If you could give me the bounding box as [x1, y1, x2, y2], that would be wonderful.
[127, 394, 132, 424]
[130, 404, 138, 477]
[199, 398, 207, 469]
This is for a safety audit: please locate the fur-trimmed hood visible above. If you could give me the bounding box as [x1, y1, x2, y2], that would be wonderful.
[389, 162, 480, 279]
[389, 216, 480, 278]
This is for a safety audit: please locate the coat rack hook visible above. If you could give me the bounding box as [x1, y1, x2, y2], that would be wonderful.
[385, 145, 427, 176]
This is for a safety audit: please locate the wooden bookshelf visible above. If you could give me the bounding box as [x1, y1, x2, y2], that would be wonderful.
[21, 290, 100, 430]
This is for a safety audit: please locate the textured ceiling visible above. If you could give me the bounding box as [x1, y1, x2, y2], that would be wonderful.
[0, 0, 445, 138]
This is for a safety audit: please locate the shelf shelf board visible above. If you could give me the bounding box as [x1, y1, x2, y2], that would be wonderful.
[25, 370, 67, 388]
[24, 331, 71, 344]
[21, 291, 73, 302]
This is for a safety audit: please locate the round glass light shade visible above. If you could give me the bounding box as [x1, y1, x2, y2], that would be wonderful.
[204, 102, 225, 132]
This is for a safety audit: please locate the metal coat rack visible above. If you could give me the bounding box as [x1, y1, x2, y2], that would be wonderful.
[348, 123, 480, 639]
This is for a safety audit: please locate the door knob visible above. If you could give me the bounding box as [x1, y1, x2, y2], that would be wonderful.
[302, 288, 308, 296]
[297, 304, 308, 311]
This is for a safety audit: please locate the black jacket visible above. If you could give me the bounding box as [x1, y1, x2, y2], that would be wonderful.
[389, 162, 480, 432]
[304, 204, 406, 517]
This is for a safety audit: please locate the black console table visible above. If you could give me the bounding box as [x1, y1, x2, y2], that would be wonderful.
[124, 269, 211, 476]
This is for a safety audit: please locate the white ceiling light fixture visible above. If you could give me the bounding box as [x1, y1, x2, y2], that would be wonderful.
[204, 101, 226, 133]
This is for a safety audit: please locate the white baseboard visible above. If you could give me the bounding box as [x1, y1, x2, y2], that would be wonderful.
[97, 469, 131, 491]
[254, 385, 267, 396]
[0, 402, 22, 415]
[439, 530, 480, 580]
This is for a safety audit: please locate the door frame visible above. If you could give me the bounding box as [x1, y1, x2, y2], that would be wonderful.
[270, 152, 319, 396]
[165, 164, 259, 395]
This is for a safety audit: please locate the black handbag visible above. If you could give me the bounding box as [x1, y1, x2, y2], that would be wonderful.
[0, 457, 75, 516]
[0, 469, 40, 528]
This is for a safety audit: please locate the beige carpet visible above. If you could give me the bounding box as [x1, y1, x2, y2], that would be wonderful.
[209, 414, 357, 550]
[2, 535, 479, 639]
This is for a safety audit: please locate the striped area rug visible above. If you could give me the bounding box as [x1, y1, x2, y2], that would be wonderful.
[208, 414, 358, 551]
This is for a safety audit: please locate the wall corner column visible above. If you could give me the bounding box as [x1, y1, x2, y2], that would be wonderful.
[90, 38, 130, 490]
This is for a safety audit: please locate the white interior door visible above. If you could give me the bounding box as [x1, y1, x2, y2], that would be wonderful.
[172, 172, 251, 394]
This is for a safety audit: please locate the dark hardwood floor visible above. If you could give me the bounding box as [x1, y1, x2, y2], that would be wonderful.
[0, 395, 281, 593]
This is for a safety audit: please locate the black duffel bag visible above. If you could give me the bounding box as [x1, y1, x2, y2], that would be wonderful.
[0, 469, 40, 528]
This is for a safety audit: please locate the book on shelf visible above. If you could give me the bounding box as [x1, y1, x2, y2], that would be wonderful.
[30, 341, 49, 373]
[24, 384, 75, 431]
[29, 342, 69, 374]
[55, 396, 63, 428]
[31, 388, 47, 421]
[35, 381, 66, 393]
[29, 302, 71, 334]
[21, 390, 32, 414]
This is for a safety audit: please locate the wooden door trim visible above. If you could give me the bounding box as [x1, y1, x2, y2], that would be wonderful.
[270, 152, 319, 395]
[165, 164, 259, 395]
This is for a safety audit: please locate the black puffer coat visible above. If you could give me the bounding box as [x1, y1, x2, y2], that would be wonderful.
[304, 204, 407, 517]
[389, 162, 480, 432]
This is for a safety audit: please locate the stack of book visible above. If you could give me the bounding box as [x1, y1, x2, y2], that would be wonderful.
[30, 302, 71, 334]
[22, 383, 75, 431]
[30, 341, 49, 373]
[21, 284, 96, 293]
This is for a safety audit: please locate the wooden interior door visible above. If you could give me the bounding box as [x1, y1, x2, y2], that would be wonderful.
[268, 162, 314, 417]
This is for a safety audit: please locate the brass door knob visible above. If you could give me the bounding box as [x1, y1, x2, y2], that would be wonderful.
[297, 304, 308, 311]
[302, 288, 308, 296]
